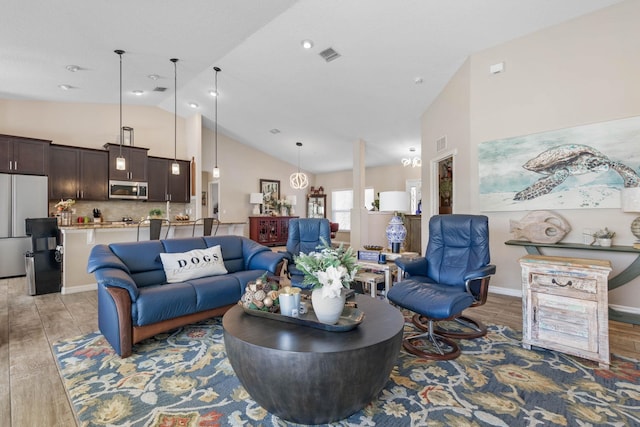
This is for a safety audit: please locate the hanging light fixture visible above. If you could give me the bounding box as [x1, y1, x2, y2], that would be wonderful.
[289, 142, 309, 189]
[401, 146, 421, 168]
[115, 49, 126, 171]
[170, 58, 180, 175]
[212, 66, 222, 178]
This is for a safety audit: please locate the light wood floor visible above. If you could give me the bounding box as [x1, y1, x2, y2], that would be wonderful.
[2, 276, 640, 426]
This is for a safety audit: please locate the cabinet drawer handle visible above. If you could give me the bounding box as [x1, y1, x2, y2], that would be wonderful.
[551, 278, 572, 287]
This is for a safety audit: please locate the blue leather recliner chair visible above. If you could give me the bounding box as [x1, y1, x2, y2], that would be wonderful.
[387, 214, 496, 360]
[282, 218, 332, 288]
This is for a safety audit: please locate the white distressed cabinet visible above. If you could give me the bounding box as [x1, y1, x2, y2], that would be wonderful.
[519, 255, 612, 368]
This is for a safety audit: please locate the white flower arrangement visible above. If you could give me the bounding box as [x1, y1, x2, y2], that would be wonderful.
[294, 240, 359, 298]
[55, 198, 76, 212]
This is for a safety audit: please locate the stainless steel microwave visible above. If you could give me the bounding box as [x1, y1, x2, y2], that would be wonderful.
[109, 180, 148, 200]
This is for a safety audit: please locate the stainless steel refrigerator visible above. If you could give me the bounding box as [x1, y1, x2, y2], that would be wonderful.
[0, 174, 49, 277]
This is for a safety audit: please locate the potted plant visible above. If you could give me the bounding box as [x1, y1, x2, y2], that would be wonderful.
[593, 228, 615, 247]
[149, 208, 163, 219]
[294, 240, 359, 324]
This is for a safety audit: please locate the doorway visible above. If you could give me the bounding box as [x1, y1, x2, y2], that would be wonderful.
[438, 157, 452, 214]
[208, 181, 220, 219]
[430, 149, 457, 217]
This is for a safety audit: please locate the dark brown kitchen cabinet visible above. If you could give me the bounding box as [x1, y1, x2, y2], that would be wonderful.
[49, 145, 108, 201]
[104, 143, 148, 182]
[147, 156, 190, 203]
[0, 134, 50, 175]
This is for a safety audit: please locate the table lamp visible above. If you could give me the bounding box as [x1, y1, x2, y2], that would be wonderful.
[379, 191, 410, 253]
[250, 193, 263, 215]
[621, 187, 640, 249]
[286, 195, 297, 215]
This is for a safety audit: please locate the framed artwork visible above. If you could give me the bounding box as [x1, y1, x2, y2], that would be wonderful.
[478, 115, 640, 211]
[260, 179, 280, 214]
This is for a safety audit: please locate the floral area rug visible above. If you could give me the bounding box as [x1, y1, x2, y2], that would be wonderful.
[53, 316, 640, 427]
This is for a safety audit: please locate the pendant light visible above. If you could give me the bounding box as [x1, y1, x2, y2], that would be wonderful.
[170, 58, 180, 175]
[115, 49, 126, 171]
[289, 142, 309, 189]
[212, 66, 222, 179]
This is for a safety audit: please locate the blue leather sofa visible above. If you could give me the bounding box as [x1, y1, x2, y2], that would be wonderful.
[87, 235, 285, 357]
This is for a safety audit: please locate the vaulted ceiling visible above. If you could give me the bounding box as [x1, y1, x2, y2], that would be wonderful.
[1, 0, 622, 173]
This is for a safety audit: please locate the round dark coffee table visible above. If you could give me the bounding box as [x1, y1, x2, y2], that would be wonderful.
[222, 294, 404, 424]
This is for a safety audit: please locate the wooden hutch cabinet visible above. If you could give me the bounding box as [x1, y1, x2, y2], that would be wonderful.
[519, 255, 612, 368]
[249, 216, 298, 247]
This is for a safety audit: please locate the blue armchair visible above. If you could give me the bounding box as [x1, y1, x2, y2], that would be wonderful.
[282, 218, 332, 288]
[387, 214, 496, 360]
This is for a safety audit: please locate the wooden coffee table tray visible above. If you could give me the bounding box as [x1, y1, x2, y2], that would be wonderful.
[242, 305, 364, 332]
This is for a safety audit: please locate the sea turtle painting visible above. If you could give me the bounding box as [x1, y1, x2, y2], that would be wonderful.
[513, 144, 640, 201]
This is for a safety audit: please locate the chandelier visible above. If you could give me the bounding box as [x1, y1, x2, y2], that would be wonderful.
[401, 157, 422, 168]
[289, 142, 309, 190]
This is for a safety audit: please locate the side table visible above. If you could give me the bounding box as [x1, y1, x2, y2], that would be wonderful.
[355, 260, 398, 298]
[519, 254, 612, 368]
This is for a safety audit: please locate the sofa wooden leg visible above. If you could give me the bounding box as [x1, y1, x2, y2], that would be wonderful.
[106, 287, 133, 358]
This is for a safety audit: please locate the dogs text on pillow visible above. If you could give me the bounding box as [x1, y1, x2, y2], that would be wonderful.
[160, 245, 227, 283]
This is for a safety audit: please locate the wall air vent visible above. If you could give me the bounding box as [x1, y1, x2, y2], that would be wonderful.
[153, 87, 167, 92]
[436, 136, 447, 152]
[319, 47, 341, 63]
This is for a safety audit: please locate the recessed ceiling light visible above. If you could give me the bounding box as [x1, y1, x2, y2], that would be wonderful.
[301, 40, 314, 49]
[209, 90, 218, 97]
[147, 74, 160, 80]
[189, 102, 199, 109]
[132, 90, 144, 96]
[270, 128, 281, 134]
[414, 77, 423, 85]
[58, 84, 73, 90]
[65, 65, 80, 72]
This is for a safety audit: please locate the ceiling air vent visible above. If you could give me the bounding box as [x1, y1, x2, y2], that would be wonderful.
[436, 136, 447, 152]
[319, 47, 341, 63]
[153, 87, 167, 92]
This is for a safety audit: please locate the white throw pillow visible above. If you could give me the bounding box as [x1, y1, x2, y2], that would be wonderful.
[160, 245, 227, 283]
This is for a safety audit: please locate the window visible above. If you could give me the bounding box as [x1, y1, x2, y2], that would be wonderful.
[331, 188, 374, 231]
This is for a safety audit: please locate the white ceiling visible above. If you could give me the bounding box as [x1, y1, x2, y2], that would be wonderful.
[1, 0, 623, 173]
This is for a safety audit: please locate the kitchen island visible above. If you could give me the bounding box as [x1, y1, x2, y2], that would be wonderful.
[59, 220, 246, 294]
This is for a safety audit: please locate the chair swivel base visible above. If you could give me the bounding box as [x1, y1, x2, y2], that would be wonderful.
[403, 331, 461, 361]
[413, 314, 487, 339]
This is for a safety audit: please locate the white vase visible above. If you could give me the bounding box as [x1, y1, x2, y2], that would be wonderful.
[598, 238, 612, 247]
[311, 288, 346, 324]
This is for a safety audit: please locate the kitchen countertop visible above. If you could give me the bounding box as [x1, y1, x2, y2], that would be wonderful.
[59, 220, 246, 229]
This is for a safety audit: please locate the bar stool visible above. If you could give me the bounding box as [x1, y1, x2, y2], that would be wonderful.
[192, 218, 219, 237]
[137, 218, 170, 241]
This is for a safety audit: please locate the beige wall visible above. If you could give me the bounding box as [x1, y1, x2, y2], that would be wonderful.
[200, 126, 314, 224]
[422, 0, 640, 310]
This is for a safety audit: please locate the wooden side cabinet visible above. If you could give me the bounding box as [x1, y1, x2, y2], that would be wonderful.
[519, 255, 612, 368]
[249, 216, 298, 247]
[403, 215, 421, 253]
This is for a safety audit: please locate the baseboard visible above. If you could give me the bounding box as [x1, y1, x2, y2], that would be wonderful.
[61, 283, 97, 295]
[488, 286, 521, 298]
[609, 303, 640, 316]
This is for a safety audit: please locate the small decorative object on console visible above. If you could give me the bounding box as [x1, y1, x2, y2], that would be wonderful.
[509, 210, 571, 244]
